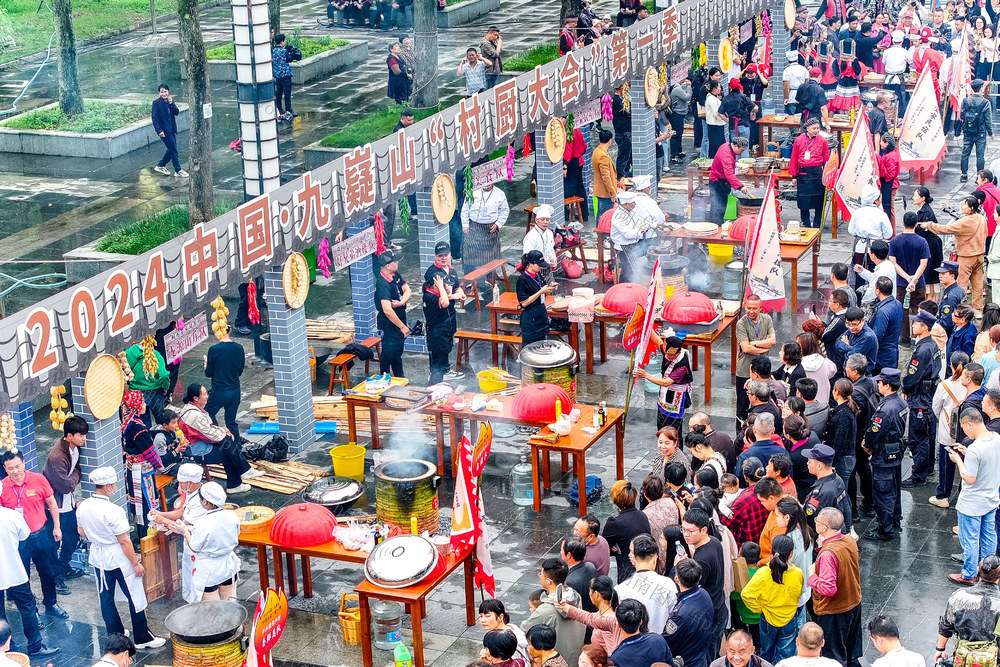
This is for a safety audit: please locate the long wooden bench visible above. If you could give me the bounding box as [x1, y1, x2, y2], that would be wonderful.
[327, 336, 382, 395]
[460, 258, 512, 311]
[455, 330, 522, 371]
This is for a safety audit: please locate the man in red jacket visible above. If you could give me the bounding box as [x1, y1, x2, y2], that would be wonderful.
[975, 170, 1000, 242]
[708, 135, 751, 225]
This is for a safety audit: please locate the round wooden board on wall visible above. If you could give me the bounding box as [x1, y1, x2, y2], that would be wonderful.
[84, 354, 125, 421]
[644, 67, 660, 107]
[282, 252, 310, 309]
[784, 0, 796, 30]
[718, 38, 734, 73]
[543, 118, 567, 164]
[431, 173, 456, 224]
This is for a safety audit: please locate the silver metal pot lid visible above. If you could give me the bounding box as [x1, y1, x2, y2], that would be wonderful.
[302, 477, 365, 506]
[518, 340, 578, 368]
[364, 535, 440, 588]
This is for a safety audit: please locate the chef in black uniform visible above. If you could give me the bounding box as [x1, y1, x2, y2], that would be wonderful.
[516, 250, 556, 346]
[900, 310, 942, 488]
[862, 368, 908, 540]
[375, 250, 411, 377]
[422, 242, 465, 385]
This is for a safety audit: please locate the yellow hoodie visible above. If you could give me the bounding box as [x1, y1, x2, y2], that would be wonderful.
[739, 564, 804, 626]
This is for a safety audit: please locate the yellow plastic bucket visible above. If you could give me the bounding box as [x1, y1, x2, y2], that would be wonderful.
[707, 243, 734, 267]
[330, 444, 365, 479]
[477, 368, 507, 393]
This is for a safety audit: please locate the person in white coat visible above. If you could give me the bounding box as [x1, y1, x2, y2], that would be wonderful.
[76, 467, 165, 650]
[523, 204, 558, 269]
[178, 482, 240, 603]
[632, 175, 667, 224]
[0, 507, 58, 659]
[147, 462, 207, 599]
[89, 633, 136, 667]
[848, 184, 894, 269]
[610, 190, 659, 283]
[462, 183, 509, 277]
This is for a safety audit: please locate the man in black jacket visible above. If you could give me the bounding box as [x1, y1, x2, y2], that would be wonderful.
[612, 85, 632, 176]
[561, 536, 598, 612]
[816, 289, 850, 374]
[151, 84, 187, 178]
[846, 353, 876, 521]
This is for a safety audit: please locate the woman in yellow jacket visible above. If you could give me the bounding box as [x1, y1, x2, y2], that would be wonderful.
[739, 534, 804, 664]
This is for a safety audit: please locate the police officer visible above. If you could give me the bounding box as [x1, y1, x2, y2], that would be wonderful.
[901, 310, 942, 488]
[862, 368, 908, 541]
[422, 242, 465, 385]
[802, 444, 854, 535]
[375, 250, 411, 377]
[845, 354, 877, 520]
[936, 261, 966, 335]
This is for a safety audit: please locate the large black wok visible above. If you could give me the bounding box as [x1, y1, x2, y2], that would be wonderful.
[164, 600, 248, 644]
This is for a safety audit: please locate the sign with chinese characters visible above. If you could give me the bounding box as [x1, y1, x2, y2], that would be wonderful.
[246, 588, 288, 667]
[740, 19, 753, 44]
[671, 61, 690, 84]
[833, 110, 880, 218]
[574, 99, 602, 125]
[898, 67, 947, 174]
[745, 177, 786, 313]
[0, 0, 771, 411]
[332, 227, 379, 272]
[163, 312, 208, 365]
[471, 156, 507, 189]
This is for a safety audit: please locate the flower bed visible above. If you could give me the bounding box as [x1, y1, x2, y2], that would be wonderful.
[503, 44, 559, 72]
[1, 101, 147, 133]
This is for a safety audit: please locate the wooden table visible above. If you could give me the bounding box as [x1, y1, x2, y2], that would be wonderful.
[356, 546, 476, 667]
[668, 227, 821, 312]
[486, 293, 598, 372]
[679, 314, 739, 403]
[756, 115, 852, 159]
[344, 392, 450, 474]
[858, 77, 915, 91]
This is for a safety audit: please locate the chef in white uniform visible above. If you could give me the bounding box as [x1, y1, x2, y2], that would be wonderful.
[610, 190, 659, 283]
[179, 482, 240, 603]
[847, 183, 893, 262]
[631, 175, 667, 226]
[77, 467, 165, 650]
[0, 506, 57, 658]
[147, 462, 207, 598]
[89, 633, 135, 667]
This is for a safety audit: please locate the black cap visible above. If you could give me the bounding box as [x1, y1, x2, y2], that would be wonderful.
[802, 444, 835, 465]
[876, 368, 902, 383]
[379, 250, 402, 266]
[434, 241, 451, 255]
[523, 250, 549, 268]
[935, 260, 959, 275]
[912, 310, 936, 328]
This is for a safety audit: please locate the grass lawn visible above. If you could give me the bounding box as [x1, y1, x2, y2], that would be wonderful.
[97, 203, 236, 255]
[319, 104, 438, 148]
[1, 100, 148, 133]
[205, 36, 350, 60]
[0, 0, 213, 64]
[503, 43, 559, 72]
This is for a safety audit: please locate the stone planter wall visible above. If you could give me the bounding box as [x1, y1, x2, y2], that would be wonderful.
[181, 41, 368, 85]
[0, 99, 190, 160]
[63, 241, 133, 284]
[437, 0, 499, 28]
[303, 143, 350, 171]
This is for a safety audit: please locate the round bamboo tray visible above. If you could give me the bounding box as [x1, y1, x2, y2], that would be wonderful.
[282, 252, 310, 309]
[784, 0, 796, 29]
[237, 505, 275, 538]
[719, 38, 734, 72]
[84, 354, 125, 421]
[431, 173, 456, 224]
[644, 67, 660, 107]
[4, 652, 29, 667]
[544, 117, 566, 164]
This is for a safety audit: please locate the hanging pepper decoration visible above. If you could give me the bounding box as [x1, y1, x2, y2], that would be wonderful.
[621, 83, 631, 113]
[246, 281, 261, 324]
[463, 166, 475, 203]
[317, 237, 332, 279]
[373, 211, 386, 254]
[601, 94, 613, 121]
[399, 198, 411, 235]
[522, 134, 532, 158]
[505, 144, 515, 182]
[691, 46, 700, 73]
[566, 113, 575, 135]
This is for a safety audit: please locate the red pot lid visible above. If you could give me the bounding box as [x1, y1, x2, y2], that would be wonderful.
[729, 214, 758, 241]
[269, 502, 338, 548]
[601, 282, 649, 315]
[661, 290, 718, 324]
[512, 383, 573, 423]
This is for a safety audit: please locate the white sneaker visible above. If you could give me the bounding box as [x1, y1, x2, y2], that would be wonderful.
[929, 496, 950, 508]
[242, 467, 266, 480]
[228, 483, 252, 494]
[175, 169, 190, 178]
[135, 636, 166, 650]
[443, 370, 465, 381]
[153, 165, 170, 175]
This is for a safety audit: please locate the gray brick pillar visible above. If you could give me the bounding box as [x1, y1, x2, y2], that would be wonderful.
[264, 269, 317, 453]
[629, 79, 657, 180]
[770, 7, 791, 110]
[582, 124, 595, 213]
[349, 218, 378, 340]
[71, 376, 126, 508]
[534, 130, 566, 228]
[417, 188, 450, 276]
[10, 402, 38, 472]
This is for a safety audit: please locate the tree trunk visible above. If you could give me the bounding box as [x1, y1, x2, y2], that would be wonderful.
[559, 0, 584, 28]
[178, 0, 214, 226]
[268, 0, 280, 36]
[52, 0, 83, 115]
[412, 0, 439, 108]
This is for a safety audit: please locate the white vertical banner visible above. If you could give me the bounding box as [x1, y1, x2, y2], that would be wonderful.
[746, 176, 786, 312]
[833, 109, 880, 218]
[898, 67, 948, 174]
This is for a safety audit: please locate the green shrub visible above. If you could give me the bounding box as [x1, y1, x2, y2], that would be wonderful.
[1, 101, 148, 133]
[206, 36, 349, 61]
[97, 203, 237, 255]
[503, 44, 559, 72]
[319, 105, 439, 148]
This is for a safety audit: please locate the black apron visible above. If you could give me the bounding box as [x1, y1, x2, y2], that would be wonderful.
[518, 273, 550, 345]
[796, 164, 825, 210]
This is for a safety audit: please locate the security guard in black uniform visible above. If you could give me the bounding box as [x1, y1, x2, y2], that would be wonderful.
[862, 368, 908, 540]
[936, 261, 966, 335]
[802, 444, 854, 535]
[422, 242, 465, 385]
[375, 250, 411, 377]
[901, 310, 942, 487]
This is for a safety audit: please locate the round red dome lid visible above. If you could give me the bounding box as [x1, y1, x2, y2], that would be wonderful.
[661, 290, 718, 324]
[270, 502, 338, 548]
[601, 283, 649, 315]
[512, 383, 573, 422]
[729, 214, 758, 241]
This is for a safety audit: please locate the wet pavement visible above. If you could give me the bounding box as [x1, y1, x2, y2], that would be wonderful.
[3, 0, 1000, 665]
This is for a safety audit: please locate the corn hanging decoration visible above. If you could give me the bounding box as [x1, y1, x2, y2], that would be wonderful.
[210, 296, 230, 340]
[621, 83, 631, 113]
[141, 334, 159, 379]
[699, 44, 707, 67]
[49, 385, 68, 431]
[658, 64, 669, 90]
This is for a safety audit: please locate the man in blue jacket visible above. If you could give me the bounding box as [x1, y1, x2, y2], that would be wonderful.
[664, 558, 715, 667]
[151, 84, 187, 178]
[836, 307, 879, 373]
[611, 600, 674, 667]
[870, 276, 903, 373]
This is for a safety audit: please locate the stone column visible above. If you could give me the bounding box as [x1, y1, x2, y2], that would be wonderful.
[581, 124, 595, 210]
[416, 187, 450, 276]
[349, 217, 378, 340]
[769, 6, 791, 110]
[534, 130, 566, 228]
[264, 269, 317, 453]
[9, 402, 38, 472]
[71, 377, 125, 507]
[629, 79, 657, 180]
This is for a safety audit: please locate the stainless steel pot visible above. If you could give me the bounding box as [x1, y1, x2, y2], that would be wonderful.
[301, 477, 365, 515]
[364, 534, 440, 588]
[518, 340, 579, 402]
[164, 600, 248, 645]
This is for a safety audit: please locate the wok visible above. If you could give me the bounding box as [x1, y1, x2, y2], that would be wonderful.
[164, 600, 248, 645]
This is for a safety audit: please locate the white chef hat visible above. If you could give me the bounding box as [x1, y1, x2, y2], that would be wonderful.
[177, 463, 204, 483]
[632, 175, 654, 191]
[861, 184, 881, 205]
[786, 50, 799, 62]
[618, 191, 636, 203]
[533, 203, 554, 219]
[89, 466, 117, 486]
[200, 481, 227, 507]
[891, 30, 904, 43]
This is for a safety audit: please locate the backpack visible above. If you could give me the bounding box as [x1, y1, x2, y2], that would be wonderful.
[964, 97, 989, 135]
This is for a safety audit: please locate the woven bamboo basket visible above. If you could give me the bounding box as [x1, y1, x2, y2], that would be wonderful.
[84, 354, 126, 420]
[4, 653, 29, 667]
[431, 174, 456, 224]
[544, 117, 566, 164]
[282, 252, 310, 309]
